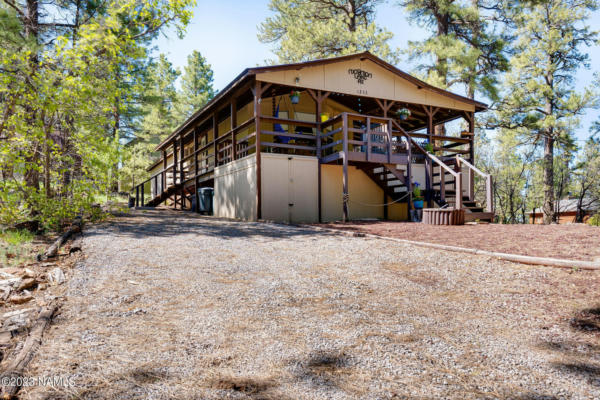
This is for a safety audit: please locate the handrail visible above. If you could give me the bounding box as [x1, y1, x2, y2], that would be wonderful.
[456, 156, 494, 213]
[456, 156, 489, 178]
[391, 120, 462, 209]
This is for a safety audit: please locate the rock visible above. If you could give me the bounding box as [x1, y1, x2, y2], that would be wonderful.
[9, 294, 33, 304]
[22, 268, 36, 279]
[0, 278, 22, 288]
[17, 278, 37, 291]
[0, 271, 17, 279]
[2, 308, 35, 331]
[47, 267, 65, 285]
[39, 262, 56, 268]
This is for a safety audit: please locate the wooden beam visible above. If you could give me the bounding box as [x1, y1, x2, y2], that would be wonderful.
[212, 112, 218, 168]
[253, 80, 263, 220]
[342, 113, 349, 222]
[162, 149, 167, 191]
[179, 134, 184, 209]
[231, 98, 237, 161]
[193, 127, 198, 212]
[172, 141, 178, 209]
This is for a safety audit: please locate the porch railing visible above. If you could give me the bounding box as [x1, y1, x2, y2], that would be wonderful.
[456, 156, 493, 213]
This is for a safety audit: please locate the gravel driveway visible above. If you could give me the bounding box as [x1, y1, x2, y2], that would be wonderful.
[23, 209, 600, 399]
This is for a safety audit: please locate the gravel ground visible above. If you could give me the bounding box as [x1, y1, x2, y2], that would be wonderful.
[21, 209, 600, 399]
[316, 221, 600, 261]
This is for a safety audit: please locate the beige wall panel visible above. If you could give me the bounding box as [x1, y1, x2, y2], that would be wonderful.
[214, 154, 257, 221]
[257, 58, 476, 112]
[322, 164, 386, 222]
[261, 153, 319, 223]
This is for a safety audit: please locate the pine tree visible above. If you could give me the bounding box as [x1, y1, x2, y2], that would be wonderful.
[174, 50, 215, 122]
[258, 0, 398, 63]
[493, 0, 598, 224]
[399, 0, 508, 100]
[121, 54, 181, 190]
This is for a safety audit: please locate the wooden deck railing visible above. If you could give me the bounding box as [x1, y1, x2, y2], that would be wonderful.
[133, 111, 484, 212]
[456, 156, 493, 213]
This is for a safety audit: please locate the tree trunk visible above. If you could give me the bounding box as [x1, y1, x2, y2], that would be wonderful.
[542, 136, 555, 224]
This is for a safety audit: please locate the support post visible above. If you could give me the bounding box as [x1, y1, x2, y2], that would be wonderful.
[179, 134, 184, 209]
[342, 113, 349, 222]
[212, 112, 218, 168]
[162, 150, 167, 191]
[194, 127, 198, 213]
[406, 136, 413, 214]
[456, 173, 463, 210]
[141, 182, 144, 207]
[308, 89, 330, 223]
[486, 175, 493, 213]
[366, 117, 371, 162]
[135, 185, 139, 207]
[172, 141, 178, 209]
[467, 111, 475, 201]
[253, 81, 263, 220]
[425, 108, 434, 208]
[231, 98, 237, 161]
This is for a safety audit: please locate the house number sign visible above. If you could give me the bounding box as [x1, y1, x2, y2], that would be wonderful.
[348, 68, 372, 84]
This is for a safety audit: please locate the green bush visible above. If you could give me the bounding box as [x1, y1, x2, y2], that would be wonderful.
[587, 213, 600, 226]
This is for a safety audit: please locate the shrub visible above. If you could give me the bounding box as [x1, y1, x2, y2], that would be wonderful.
[587, 213, 600, 226]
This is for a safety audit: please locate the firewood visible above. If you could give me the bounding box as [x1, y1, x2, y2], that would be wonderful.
[37, 216, 82, 261]
[0, 304, 57, 399]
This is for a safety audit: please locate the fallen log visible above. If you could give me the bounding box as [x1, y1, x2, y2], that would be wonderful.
[0, 304, 58, 399]
[37, 216, 82, 261]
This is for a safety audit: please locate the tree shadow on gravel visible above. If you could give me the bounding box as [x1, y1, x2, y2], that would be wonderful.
[291, 350, 352, 390]
[536, 305, 600, 391]
[88, 209, 337, 241]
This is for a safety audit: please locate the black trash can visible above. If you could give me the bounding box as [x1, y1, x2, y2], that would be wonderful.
[198, 187, 214, 215]
[128, 196, 135, 208]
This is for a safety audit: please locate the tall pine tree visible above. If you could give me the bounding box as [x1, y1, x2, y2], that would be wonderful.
[493, 0, 598, 224]
[174, 50, 215, 122]
[258, 0, 398, 63]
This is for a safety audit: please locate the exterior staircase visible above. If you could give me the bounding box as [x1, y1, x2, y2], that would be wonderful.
[358, 163, 410, 203]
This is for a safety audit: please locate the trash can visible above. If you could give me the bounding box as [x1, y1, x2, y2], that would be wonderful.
[128, 196, 135, 208]
[198, 187, 214, 215]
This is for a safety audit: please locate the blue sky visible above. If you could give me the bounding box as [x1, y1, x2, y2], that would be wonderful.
[155, 0, 600, 143]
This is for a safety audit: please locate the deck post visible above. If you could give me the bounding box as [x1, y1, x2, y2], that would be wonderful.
[426, 110, 434, 208]
[172, 140, 178, 209]
[179, 134, 184, 209]
[212, 112, 218, 169]
[231, 98, 237, 161]
[162, 150, 167, 192]
[135, 185, 139, 207]
[486, 175, 493, 213]
[308, 89, 330, 223]
[366, 117, 371, 162]
[140, 182, 144, 207]
[406, 135, 413, 213]
[342, 113, 349, 222]
[253, 81, 263, 221]
[194, 127, 198, 212]
[466, 111, 475, 201]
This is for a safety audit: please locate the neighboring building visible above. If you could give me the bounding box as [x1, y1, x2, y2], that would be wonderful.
[134, 52, 494, 223]
[527, 199, 600, 224]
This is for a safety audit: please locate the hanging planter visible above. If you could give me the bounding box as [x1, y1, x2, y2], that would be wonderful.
[396, 108, 411, 120]
[290, 91, 301, 104]
[320, 112, 330, 122]
[423, 141, 434, 153]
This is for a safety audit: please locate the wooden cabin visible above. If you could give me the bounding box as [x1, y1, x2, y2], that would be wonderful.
[135, 52, 494, 223]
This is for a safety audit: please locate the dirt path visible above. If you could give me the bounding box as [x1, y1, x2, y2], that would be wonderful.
[22, 210, 600, 399]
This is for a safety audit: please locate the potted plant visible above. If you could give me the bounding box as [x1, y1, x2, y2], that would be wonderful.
[320, 112, 330, 122]
[396, 108, 411, 120]
[412, 182, 424, 209]
[423, 141, 434, 153]
[290, 90, 301, 104]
